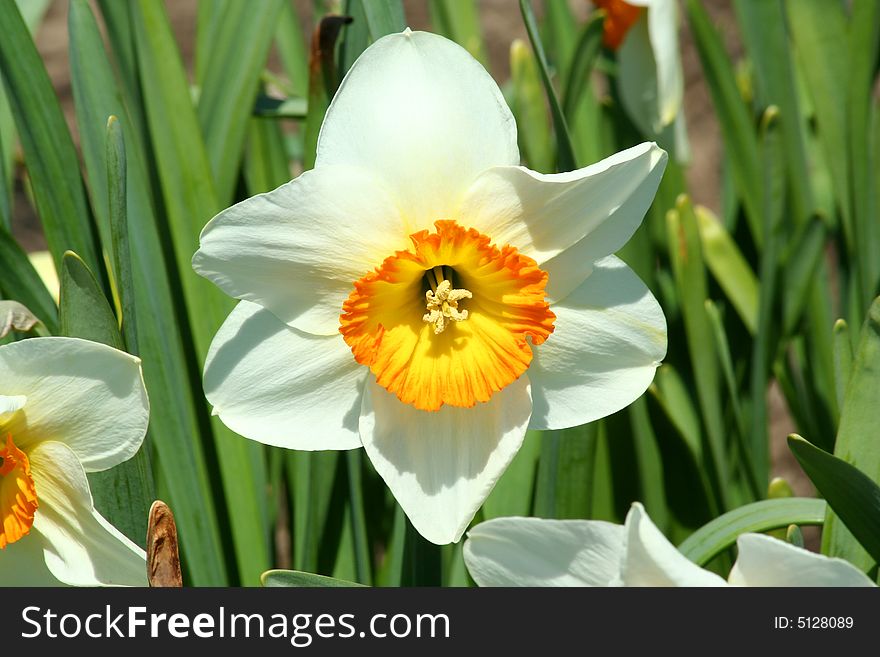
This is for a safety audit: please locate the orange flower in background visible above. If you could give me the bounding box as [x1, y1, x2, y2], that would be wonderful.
[594, 0, 643, 50]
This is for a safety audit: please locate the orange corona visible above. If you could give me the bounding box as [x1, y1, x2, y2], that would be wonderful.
[340, 220, 555, 411]
[0, 433, 38, 549]
[594, 0, 643, 50]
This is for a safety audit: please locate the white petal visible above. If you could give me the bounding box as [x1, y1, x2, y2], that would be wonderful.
[193, 165, 409, 336]
[359, 375, 532, 545]
[0, 535, 66, 586]
[618, 16, 659, 135]
[729, 534, 876, 587]
[317, 30, 519, 230]
[0, 394, 27, 418]
[204, 301, 365, 450]
[528, 256, 666, 430]
[0, 337, 149, 472]
[464, 516, 624, 586]
[618, 503, 726, 586]
[461, 143, 666, 302]
[29, 441, 147, 587]
[646, 0, 682, 127]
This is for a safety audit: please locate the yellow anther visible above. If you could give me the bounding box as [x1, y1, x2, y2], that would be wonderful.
[423, 278, 473, 334]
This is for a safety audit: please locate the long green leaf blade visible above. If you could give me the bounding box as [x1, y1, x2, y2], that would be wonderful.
[789, 435, 880, 567]
[678, 498, 827, 566]
[0, 0, 102, 278]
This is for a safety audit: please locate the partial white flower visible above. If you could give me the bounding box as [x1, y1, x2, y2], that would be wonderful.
[464, 503, 876, 587]
[194, 30, 668, 545]
[0, 337, 149, 586]
[595, 0, 689, 161]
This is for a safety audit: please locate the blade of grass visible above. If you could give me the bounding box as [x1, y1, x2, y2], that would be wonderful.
[360, 0, 406, 40]
[131, 0, 270, 585]
[677, 497, 827, 566]
[429, 0, 487, 66]
[823, 297, 880, 570]
[685, 0, 762, 247]
[276, 1, 309, 97]
[0, 225, 57, 333]
[198, 0, 285, 204]
[790, 435, 880, 568]
[0, 0, 103, 279]
[519, 0, 576, 173]
[667, 198, 731, 510]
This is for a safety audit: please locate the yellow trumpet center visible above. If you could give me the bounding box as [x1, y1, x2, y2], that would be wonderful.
[339, 220, 555, 411]
[0, 433, 38, 549]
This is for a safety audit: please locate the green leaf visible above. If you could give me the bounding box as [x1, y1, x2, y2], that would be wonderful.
[705, 300, 761, 500]
[131, 0, 269, 585]
[68, 0, 229, 585]
[360, 0, 406, 40]
[832, 319, 853, 412]
[534, 424, 598, 519]
[346, 451, 372, 585]
[823, 297, 880, 571]
[59, 251, 154, 547]
[0, 0, 103, 279]
[289, 451, 340, 574]
[561, 12, 604, 124]
[666, 197, 729, 510]
[733, 0, 814, 227]
[789, 435, 880, 567]
[518, 0, 576, 173]
[677, 498, 827, 566]
[262, 570, 366, 588]
[483, 430, 540, 519]
[0, 225, 58, 334]
[59, 252, 123, 351]
[275, 0, 309, 97]
[508, 40, 553, 173]
[694, 205, 758, 334]
[429, 0, 487, 66]
[649, 365, 702, 463]
[0, 0, 52, 226]
[303, 16, 352, 170]
[848, 0, 880, 306]
[105, 117, 138, 355]
[781, 218, 827, 336]
[244, 116, 292, 195]
[198, 0, 285, 204]
[685, 0, 762, 246]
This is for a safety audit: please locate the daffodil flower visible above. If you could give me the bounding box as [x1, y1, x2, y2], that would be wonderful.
[464, 503, 875, 586]
[594, 0, 689, 161]
[0, 337, 149, 586]
[193, 30, 668, 545]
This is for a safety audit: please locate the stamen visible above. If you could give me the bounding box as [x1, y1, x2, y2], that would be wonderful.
[423, 276, 473, 334]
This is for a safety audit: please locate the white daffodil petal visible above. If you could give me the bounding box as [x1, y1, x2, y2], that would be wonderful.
[204, 301, 365, 450]
[729, 534, 876, 587]
[0, 338, 148, 472]
[29, 441, 147, 587]
[645, 0, 682, 127]
[359, 376, 532, 545]
[461, 143, 666, 302]
[618, 503, 726, 586]
[464, 516, 624, 586]
[528, 256, 666, 431]
[618, 16, 659, 136]
[193, 165, 409, 336]
[317, 30, 519, 230]
[0, 394, 27, 418]
[0, 536, 66, 586]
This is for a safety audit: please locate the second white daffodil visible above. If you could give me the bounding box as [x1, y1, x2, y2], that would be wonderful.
[464, 503, 875, 587]
[193, 29, 668, 545]
[595, 0, 689, 160]
[0, 337, 149, 586]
